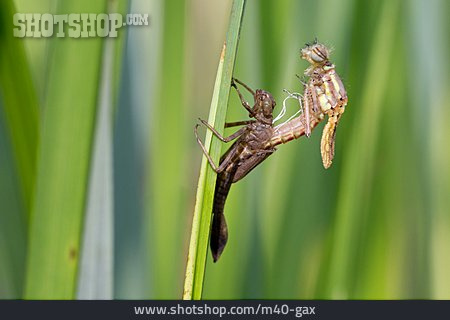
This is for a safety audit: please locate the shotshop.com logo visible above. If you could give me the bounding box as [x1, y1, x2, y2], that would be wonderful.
[13, 13, 149, 38]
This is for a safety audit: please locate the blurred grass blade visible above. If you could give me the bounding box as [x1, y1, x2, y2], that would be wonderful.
[149, 0, 187, 299]
[0, 0, 39, 299]
[111, 0, 129, 117]
[183, 0, 246, 300]
[77, 37, 116, 300]
[0, 0, 40, 216]
[13, 0, 53, 104]
[77, 0, 128, 300]
[25, 0, 106, 299]
[0, 102, 27, 298]
[408, 0, 450, 298]
[324, 0, 399, 298]
[114, 0, 152, 299]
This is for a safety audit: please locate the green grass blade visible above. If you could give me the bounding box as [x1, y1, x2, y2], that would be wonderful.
[76, 37, 116, 300]
[77, 0, 128, 300]
[0, 0, 40, 216]
[408, 0, 449, 298]
[0, 0, 40, 299]
[202, 0, 261, 299]
[0, 104, 27, 298]
[183, 0, 246, 300]
[14, 0, 53, 105]
[114, 0, 153, 299]
[149, 0, 187, 299]
[323, 0, 399, 298]
[24, 0, 107, 299]
[111, 0, 129, 117]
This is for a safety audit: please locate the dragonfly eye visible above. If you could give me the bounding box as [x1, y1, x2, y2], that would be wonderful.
[311, 47, 328, 62]
[302, 42, 330, 64]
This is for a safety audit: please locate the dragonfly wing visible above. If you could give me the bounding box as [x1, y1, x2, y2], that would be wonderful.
[232, 151, 274, 183]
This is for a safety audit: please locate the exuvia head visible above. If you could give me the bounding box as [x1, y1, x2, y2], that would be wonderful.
[254, 89, 276, 119]
[301, 39, 330, 65]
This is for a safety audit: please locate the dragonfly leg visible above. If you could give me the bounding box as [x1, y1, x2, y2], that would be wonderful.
[194, 124, 221, 173]
[232, 77, 256, 96]
[198, 118, 246, 142]
[252, 148, 276, 156]
[303, 94, 311, 137]
[295, 74, 308, 86]
[225, 120, 255, 128]
[231, 78, 255, 117]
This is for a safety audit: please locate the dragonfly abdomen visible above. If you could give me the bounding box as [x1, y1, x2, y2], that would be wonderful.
[270, 116, 321, 147]
[210, 165, 237, 262]
[314, 67, 347, 113]
[213, 168, 235, 216]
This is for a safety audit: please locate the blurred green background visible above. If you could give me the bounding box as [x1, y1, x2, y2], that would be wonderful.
[1, 0, 450, 299]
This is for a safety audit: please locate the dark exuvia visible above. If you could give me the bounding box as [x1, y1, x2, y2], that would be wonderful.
[195, 78, 277, 262]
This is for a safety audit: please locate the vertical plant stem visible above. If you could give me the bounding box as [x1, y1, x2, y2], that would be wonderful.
[183, 0, 246, 300]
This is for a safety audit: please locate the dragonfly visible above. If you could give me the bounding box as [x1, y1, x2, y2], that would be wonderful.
[195, 40, 348, 262]
[271, 39, 348, 168]
[195, 78, 277, 262]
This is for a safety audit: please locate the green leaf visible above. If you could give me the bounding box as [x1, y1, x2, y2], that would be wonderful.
[76, 0, 129, 300]
[0, 103, 27, 298]
[148, 0, 187, 299]
[0, 0, 40, 299]
[24, 0, 107, 299]
[183, 0, 246, 300]
[0, 0, 40, 216]
[323, 0, 399, 298]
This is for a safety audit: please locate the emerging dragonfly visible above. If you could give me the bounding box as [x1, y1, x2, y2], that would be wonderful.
[273, 39, 348, 168]
[195, 78, 277, 262]
[195, 40, 348, 262]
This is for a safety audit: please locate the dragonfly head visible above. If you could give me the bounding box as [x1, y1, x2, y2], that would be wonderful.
[301, 40, 330, 65]
[254, 89, 276, 120]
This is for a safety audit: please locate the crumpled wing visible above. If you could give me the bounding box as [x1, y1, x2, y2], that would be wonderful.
[232, 151, 274, 183]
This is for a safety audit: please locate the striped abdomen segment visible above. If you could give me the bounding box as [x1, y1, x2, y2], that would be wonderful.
[210, 165, 237, 262]
[315, 67, 348, 113]
[213, 168, 235, 217]
[269, 115, 321, 148]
